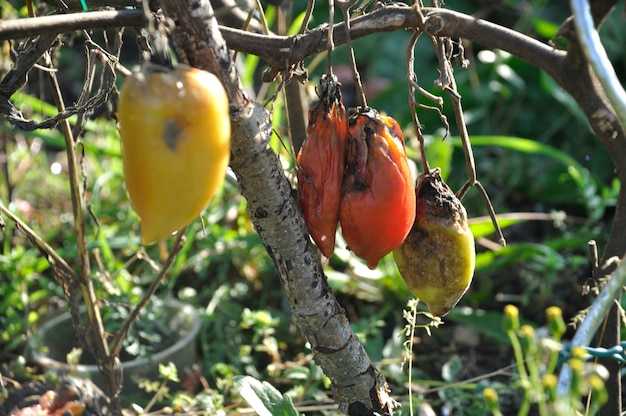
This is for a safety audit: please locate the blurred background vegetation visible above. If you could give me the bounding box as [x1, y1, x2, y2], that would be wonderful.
[0, 0, 623, 414]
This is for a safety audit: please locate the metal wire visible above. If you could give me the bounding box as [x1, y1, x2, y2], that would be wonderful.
[562, 342, 626, 364]
[557, 255, 626, 394]
[570, 0, 626, 129]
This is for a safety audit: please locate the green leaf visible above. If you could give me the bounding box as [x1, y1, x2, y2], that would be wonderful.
[287, 11, 307, 36]
[532, 18, 560, 39]
[159, 362, 180, 382]
[446, 309, 510, 344]
[235, 375, 299, 416]
[447, 309, 537, 345]
[424, 135, 454, 181]
[456, 136, 590, 183]
[475, 236, 591, 274]
[441, 354, 463, 382]
[469, 211, 567, 239]
[469, 216, 523, 239]
[241, 53, 260, 90]
[454, 135, 599, 207]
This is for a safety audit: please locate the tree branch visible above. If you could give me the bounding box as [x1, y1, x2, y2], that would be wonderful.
[415, 7, 562, 76]
[570, 0, 626, 131]
[0, 10, 147, 41]
[0, 34, 58, 97]
[41, 0, 140, 11]
[218, 5, 562, 82]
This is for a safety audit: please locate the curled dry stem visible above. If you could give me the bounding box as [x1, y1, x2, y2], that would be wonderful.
[298, 0, 315, 35]
[110, 230, 187, 357]
[0, 201, 77, 283]
[2, 36, 121, 131]
[406, 30, 430, 174]
[336, 0, 367, 108]
[444, 85, 505, 246]
[327, 0, 335, 74]
[407, 2, 506, 246]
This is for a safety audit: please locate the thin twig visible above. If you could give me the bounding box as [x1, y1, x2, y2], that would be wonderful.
[142, 378, 170, 413]
[589, 240, 599, 274]
[472, 181, 506, 246]
[43, 44, 121, 411]
[406, 30, 430, 173]
[110, 230, 188, 357]
[0, 133, 13, 202]
[0, 9, 147, 41]
[298, 0, 315, 35]
[444, 86, 505, 245]
[337, 0, 367, 108]
[327, 0, 335, 74]
[443, 86, 475, 198]
[0, 201, 77, 282]
[420, 5, 506, 247]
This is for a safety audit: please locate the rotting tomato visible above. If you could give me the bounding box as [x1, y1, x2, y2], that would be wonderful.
[297, 74, 348, 258]
[339, 108, 416, 269]
[393, 168, 476, 317]
[118, 64, 230, 245]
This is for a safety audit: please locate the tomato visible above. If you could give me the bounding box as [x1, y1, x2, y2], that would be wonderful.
[339, 109, 416, 269]
[118, 64, 230, 245]
[53, 401, 85, 416]
[393, 169, 475, 317]
[35, 388, 85, 416]
[297, 74, 348, 258]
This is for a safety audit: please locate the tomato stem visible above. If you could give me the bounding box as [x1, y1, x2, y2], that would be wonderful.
[337, 0, 368, 108]
[406, 30, 430, 174]
[327, 0, 335, 75]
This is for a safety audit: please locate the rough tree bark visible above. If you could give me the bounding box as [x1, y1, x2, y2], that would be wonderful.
[160, 1, 399, 414]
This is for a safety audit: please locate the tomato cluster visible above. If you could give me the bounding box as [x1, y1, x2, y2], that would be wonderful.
[298, 75, 416, 269]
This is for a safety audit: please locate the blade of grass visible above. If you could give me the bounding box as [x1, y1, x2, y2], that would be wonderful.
[452, 135, 597, 190]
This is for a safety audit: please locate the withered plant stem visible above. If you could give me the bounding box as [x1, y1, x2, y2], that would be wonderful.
[337, 0, 367, 108]
[44, 44, 122, 414]
[406, 30, 430, 174]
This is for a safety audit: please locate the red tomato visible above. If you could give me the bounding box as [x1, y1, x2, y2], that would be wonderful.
[297, 75, 348, 258]
[339, 109, 416, 269]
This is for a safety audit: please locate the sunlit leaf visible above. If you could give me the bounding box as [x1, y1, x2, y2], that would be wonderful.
[235, 375, 299, 416]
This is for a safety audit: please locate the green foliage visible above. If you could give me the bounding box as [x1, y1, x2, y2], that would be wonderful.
[235, 375, 299, 416]
[492, 306, 608, 416]
[401, 304, 609, 416]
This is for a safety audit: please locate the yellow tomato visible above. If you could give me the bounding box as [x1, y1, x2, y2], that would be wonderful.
[393, 169, 475, 317]
[118, 64, 230, 245]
